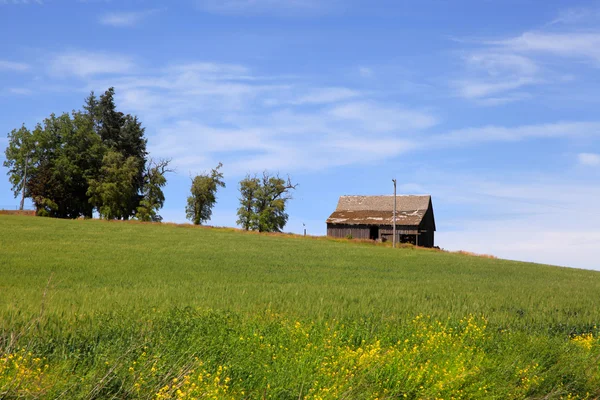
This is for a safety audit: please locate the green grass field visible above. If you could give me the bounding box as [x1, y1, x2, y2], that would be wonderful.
[2, 215, 600, 399]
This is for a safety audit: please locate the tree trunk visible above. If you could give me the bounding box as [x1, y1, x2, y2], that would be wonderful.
[19, 156, 28, 211]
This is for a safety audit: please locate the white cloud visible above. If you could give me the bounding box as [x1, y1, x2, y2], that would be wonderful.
[328, 102, 438, 131]
[8, 88, 32, 95]
[472, 93, 533, 107]
[436, 121, 600, 145]
[578, 153, 600, 166]
[466, 52, 539, 76]
[0, 60, 30, 71]
[455, 77, 537, 99]
[83, 57, 600, 175]
[76, 59, 437, 174]
[410, 173, 600, 269]
[292, 87, 359, 105]
[99, 9, 160, 27]
[454, 12, 600, 105]
[494, 32, 600, 64]
[454, 52, 541, 103]
[49, 51, 135, 78]
[548, 7, 600, 25]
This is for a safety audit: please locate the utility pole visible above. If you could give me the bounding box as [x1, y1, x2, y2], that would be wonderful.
[392, 179, 397, 248]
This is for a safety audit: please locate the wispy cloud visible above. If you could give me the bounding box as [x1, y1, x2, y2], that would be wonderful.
[455, 77, 537, 99]
[0, 60, 30, 72]
[402, 170, 600, 269]
[453, 8, 600, 105]
[453, 52, 541, 104]
[578, 153, 600, 167]
[99, 9, 161, 27]
[75, 58, 437, 174]
[493, 32, 600, 64]
[291, 87, 359, 105]
[49, 51, 135, 78]
[436, 121, 600, 145]
[196, 0, 333, 15]
[74, 54, 600, 175]
[328, 101, 438, 131]
[548, 7, 600, 26]
[8, 88, 33, 95]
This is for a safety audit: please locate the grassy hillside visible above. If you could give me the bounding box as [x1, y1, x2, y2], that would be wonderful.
[1, 215, 600, 399]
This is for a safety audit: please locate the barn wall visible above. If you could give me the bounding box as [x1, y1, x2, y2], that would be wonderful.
[418, 231, 434, 248]
[420, 200, 436, 231]
[327, 224, 371, 239]
[379, 225, 419, 235]
[327, 223, 435, 247]
[417, 203, 435, 248]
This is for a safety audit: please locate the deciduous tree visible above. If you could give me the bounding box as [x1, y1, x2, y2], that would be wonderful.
[137, 158, 173, 222]
[3, 125, 34, 210]
[185, 163, 225, 225]
[237, 175, 260, 230]
[236, 172, 297, 232]
[87, 151, 140, 220]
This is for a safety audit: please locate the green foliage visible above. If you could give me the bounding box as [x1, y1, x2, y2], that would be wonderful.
[236, 172, 297, 232]
[87, 151, 141, 220]
[2, 216, 600, 397]
[236, 175, 260, 230]
[137, 159, 172, 222]
[185, 162, 225, 225]
[3, 125, 34, 200]
[3, 88, 152, 220]
[24, 113, 104, 218]
[95, 88, 147, 218]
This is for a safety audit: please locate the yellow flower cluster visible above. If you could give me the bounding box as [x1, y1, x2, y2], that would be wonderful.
[154, 365, 237, 400]
[0, 349, 50, 397]
[571, 333, 595, 351]
[305, 315, 491, 400]
[511, 363, 543, 398]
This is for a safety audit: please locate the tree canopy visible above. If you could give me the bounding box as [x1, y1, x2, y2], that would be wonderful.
[3, 88, 162, 220]
[237, 172, 297, 232]
[186, 163, 225, 225]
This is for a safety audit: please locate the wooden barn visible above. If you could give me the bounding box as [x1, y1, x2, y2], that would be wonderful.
[326, 195, 436, 247]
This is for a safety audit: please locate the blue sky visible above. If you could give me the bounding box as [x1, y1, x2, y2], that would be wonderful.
[1, 0, 600, 269]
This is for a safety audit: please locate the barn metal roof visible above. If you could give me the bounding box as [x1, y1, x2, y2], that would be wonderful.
[326, 195, 431, 226]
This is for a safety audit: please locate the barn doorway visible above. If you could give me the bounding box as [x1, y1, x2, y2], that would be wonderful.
[369, 226, 379, 241]
[400, 234, 417, 245]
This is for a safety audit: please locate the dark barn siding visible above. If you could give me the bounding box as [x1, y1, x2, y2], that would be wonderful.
[326, 224, 371, 239]
[327, 223, 435, 248]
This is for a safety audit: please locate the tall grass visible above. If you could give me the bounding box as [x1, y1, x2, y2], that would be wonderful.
[1, 215, 600, 398]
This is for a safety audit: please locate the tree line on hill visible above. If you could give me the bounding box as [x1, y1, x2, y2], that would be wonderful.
[3, 88, 296, 232]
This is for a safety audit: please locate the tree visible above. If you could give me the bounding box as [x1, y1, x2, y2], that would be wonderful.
[3, 125, 34, 210]
[23, 112, 104, 218]
[96, 88, 147, 219]
[83, 91, 101, 133]
[137, 159, 173, 222]
[87, 151, 141, 220]
[186, 163, 225, 225]
[236, 175, 260, 230]
[236, 172, 297, 232]
[3, 88, 150, 219]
